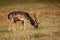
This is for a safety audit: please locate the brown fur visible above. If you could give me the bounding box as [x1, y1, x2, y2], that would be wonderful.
[8, 11, 38, 31]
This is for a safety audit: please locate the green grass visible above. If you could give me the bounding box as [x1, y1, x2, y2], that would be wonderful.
[0, 29, 10, 32]
[31, 33, 47, 38]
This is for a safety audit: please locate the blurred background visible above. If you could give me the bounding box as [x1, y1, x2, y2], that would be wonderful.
[0, 0, 60, 40]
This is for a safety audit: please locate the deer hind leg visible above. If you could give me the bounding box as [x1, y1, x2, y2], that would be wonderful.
[8, 18, 13, 31]
[8, 18, 16, 31]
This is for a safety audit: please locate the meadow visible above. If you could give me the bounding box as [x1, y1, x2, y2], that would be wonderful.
[0, 1, 60, 40]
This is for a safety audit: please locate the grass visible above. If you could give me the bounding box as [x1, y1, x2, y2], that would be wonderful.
[31, 33, 47, 38]
[0, 10, 60, 40]
[0, 1, 60, 40]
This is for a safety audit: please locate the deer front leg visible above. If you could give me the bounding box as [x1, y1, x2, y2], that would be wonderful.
[24, 20, 27, 30]
[20, 20, 26, 30]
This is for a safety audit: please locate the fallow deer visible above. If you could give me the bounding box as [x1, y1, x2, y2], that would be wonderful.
[8, 11, 38, 31]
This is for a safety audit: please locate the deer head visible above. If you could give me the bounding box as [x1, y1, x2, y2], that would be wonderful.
[33, 13, 39, 29]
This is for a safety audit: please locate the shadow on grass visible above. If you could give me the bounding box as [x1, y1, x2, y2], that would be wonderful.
[54, 31, 60, 36]
[0, 29, 10, 33]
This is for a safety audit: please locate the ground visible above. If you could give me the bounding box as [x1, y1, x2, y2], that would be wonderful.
[0, 2, 60, 40]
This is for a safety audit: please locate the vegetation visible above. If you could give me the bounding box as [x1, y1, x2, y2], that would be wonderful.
[0, 0, 60, 40]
